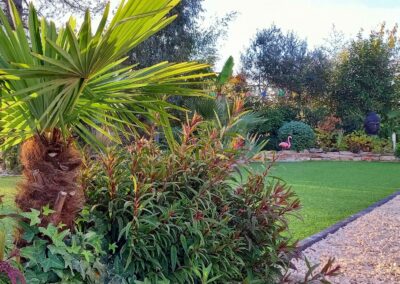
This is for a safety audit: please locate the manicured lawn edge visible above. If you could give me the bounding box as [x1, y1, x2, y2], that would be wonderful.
[298, 190, 400, 251]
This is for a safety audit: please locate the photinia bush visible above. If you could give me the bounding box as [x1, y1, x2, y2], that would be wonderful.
[75, 114, 301, 283]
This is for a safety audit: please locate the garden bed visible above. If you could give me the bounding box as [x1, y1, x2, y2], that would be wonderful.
[261, 150, 398, 162]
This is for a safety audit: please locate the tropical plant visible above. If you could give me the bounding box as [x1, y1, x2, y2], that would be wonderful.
[184, 56, 235, 121]
[215, 56, 234, 97]
[278, 121, 315, 151]
[0, 0, 212, 227]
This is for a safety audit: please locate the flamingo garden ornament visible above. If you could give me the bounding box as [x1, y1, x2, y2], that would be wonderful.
[279, 136, 292, 150]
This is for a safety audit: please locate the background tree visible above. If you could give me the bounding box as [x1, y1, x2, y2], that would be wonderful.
[241, 25, 331, 114]
[322, 25, 348, 61]
[331, 25, 399, 132]
[0, 0, 106, 22]
[241, 25, 308, 95]
[129, 0, 235, 67]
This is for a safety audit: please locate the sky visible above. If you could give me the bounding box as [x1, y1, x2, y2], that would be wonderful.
[203, 0, 400, 70]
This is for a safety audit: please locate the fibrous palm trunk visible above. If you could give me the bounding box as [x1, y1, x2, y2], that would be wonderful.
[15, 129, 84, 228]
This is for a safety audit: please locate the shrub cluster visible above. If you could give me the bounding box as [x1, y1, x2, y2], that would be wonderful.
[344, 131, 392, 154]
[278, 121, 316, 151]
[315, 116, 345, 152]
[74, 115, 301, 283]
[251, 105, 299, 150]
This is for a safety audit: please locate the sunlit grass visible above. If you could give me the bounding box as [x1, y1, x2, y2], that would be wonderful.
[272, 161, 400, 240]
[0, 176, 20, 247]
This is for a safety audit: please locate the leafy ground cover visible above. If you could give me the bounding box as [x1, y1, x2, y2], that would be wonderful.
[272, 161, 400, 240]
[1, 161, 399, 241]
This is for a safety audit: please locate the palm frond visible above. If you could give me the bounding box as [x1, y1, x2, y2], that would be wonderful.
[0, 0, 215, 150]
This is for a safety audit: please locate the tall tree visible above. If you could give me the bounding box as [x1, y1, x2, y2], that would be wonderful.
[331, 25, 399, 131]
[241, 25, 331, 109]
[129, 0, 234, 67]
[241, 25, 308, 95]
[0, 0, 211, 227]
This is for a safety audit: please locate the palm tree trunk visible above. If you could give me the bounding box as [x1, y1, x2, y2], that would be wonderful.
[15, 129, 84, 228]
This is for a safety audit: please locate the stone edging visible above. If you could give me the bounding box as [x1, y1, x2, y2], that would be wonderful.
[297, 191, 400, 251]
[260, 150, 399, 162]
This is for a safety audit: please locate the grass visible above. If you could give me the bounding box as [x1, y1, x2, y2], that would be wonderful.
[0, 176, 19, 208]
[1, 161, 399, 241]
[272, 161, 400, 240]
[0, 176, 20, 247]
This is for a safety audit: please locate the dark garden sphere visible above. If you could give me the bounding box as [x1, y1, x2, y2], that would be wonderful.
[364, 112, 381, 135]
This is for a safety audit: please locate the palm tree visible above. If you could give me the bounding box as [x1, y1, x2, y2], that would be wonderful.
[0, 0, 212, 227]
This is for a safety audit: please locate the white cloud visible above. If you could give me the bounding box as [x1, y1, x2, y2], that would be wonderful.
[203, 0, 400, 70]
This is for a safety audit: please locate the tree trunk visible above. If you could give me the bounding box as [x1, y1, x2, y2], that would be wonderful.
[15, 129, 84, 228]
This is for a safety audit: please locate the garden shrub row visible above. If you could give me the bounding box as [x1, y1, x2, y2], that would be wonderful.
[250, 106, 394, 153]
[1, 114, 304, 283]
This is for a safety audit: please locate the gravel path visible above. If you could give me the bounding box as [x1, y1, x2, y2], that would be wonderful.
[289, 195, 400, 284]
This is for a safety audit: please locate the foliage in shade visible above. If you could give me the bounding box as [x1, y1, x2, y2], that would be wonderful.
[0, 0, 214, 151]
[251, 104, 299, 150]
[278, 121, 316, 151]
[395, 144, 400, 158]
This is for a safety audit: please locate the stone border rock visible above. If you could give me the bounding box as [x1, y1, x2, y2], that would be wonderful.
[259, 150, 399, 162]
[297, 191, 400, 251]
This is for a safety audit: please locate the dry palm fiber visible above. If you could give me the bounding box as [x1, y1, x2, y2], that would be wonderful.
[15, 129, 84, 228]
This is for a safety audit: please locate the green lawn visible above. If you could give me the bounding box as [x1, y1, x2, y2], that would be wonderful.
[1, 161, 400, 241]
[0, 176, 20, 247]
[0, 176, 19, 208]
[272, 161, 400, 240]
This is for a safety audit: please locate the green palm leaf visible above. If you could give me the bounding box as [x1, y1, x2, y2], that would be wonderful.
[0, 0, 214, 150]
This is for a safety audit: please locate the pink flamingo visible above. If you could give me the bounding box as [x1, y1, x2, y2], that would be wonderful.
[279, 136, 292, 150]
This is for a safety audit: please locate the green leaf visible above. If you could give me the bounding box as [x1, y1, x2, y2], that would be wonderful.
[20, 239, 47, 266]
[217, 56, 234, 86]
[42, 204, 55, 216]
[41, 252, 65, 272]
[170, 245, 177, 271]
[108, 243, 118, 254]
[21, 209, 41, 226]
[0, 0, 214, 152]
